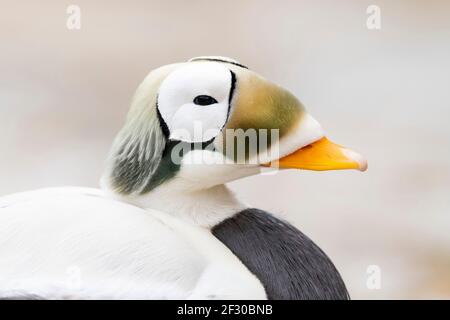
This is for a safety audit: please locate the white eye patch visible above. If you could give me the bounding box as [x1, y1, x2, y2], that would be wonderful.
[157, 62, 233, 143]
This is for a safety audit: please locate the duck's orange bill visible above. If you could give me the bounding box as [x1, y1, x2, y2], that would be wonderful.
[263, 137, 368, 171]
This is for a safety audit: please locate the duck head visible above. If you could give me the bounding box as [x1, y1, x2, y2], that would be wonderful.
[102, 57, 367, 211]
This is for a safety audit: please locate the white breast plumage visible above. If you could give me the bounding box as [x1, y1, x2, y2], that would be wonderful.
[0, 187, 266, 299]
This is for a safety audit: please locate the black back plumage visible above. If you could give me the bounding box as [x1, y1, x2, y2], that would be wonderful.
[212, 208, 350, 300]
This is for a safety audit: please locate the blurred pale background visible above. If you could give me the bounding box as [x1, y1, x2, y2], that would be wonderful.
[1, 0, 449, 299]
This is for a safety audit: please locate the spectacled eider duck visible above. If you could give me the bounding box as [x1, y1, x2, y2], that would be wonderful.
[0, 56, 367, 300]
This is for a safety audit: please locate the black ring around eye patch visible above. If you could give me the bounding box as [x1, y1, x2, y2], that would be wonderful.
[193, 95, 218, 106]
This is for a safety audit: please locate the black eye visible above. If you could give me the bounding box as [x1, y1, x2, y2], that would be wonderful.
[193, 95, 218, 106]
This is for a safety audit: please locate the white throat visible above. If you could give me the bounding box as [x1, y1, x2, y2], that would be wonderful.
[105, 181, 247, 229]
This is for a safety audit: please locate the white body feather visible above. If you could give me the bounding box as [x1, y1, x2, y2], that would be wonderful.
[0, 187, 266, 299]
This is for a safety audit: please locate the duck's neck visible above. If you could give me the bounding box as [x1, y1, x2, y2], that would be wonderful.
[119, 183, 246, 228]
